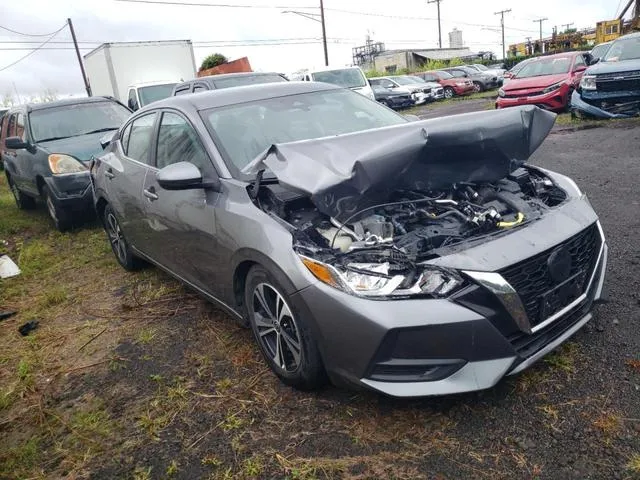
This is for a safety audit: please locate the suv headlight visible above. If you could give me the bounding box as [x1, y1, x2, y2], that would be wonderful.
[48, 154, 87, 174]
[498, 88, 505, 97]
[299, 255, 464, 298]
[542, 81, 566, 94]
[580, 75, 597, 91]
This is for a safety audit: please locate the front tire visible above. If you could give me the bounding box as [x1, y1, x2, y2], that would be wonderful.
[245, 265, 327, 391]
[7, 175, 36, 210]
[472, 81, 483, 93]
[444, 87, 455, 99]
[42, 185, 72, 232]
[103, 204, 144, 271]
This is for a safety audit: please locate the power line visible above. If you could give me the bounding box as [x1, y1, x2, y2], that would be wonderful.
[114, 0, 318, 9]
[0, 24, 67, 72]
[0, 23, 67, 37]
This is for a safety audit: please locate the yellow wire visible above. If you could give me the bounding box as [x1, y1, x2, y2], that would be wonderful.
[497, 212, 525, 228]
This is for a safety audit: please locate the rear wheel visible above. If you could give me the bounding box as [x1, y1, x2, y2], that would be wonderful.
[42, 185, 72, 232]
[443, 87, 455, 99]
[245, 265, 327, 390]
[472, 81, 483, 93]
[103, 204, 144, 271]
[7, 174, 36, 210]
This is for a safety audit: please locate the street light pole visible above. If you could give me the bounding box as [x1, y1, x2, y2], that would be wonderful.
[319, 0, 328, 66]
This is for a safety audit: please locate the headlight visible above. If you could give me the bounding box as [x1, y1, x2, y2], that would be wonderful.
[299, 255, 464, 298]
[542, 81, 566, 94]
[498, 88, 505, 97]
[580, 75, 597, 91]
[48, 154, 87, 174]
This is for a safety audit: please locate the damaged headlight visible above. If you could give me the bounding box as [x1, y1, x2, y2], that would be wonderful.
[580, 75, 597, 91]
[48, 154, 87, 175]
[299, 255, 464, 298]
[542, 81, 566, 94]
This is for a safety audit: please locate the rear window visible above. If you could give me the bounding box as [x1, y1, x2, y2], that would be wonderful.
[212, 74, 287, 89]
[310, 69, 366, 88]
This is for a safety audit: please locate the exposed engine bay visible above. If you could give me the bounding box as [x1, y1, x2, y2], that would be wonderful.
[255, 166, 567, 281]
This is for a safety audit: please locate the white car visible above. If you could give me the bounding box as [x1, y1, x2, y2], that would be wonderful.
[290, 66, 375, 101]
[468, 64, 505, 84]
[369, 75, 444, 104]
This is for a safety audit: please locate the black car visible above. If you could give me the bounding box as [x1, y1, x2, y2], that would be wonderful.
[442, 66, 499, 92]
[1, 97, 131, 231]
[371, 85, 414, 109]
[172, 72, 288, 96]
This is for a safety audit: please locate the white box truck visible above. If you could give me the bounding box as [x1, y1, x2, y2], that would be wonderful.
[83, 40, 197, 111]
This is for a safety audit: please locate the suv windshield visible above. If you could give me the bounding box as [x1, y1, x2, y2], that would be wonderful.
[30, 101, 131, 142]
[435, 70, 453, 79]
[213, 74, 287, 89]
[311, 69, 366, 88]
[202, 88, 405, 174]
[604, 36, 640, 62]
[516, 57, 571, 78]
[138, 83, 177, 106]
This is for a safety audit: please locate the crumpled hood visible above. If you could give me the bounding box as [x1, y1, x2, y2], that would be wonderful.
[38, 131, 111, 163]
[586, 58, 640, 75]
[243, 105, 556, 222]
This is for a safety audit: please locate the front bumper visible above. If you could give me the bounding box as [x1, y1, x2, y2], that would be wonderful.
[570, 90, 640, 119]
[293, 201, 607, 397]
[496, 86, 570, 111]
[387, 97, 415, 109]
[43, 172, 94, 214]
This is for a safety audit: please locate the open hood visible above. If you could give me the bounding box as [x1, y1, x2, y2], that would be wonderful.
[243, 105, 556, 222]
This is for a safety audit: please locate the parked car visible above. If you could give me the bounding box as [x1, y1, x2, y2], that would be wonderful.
[371, 85, 414, 109]
[127, 81, 178, 111]
[442, 66, 499, 92]
[496, 52, 589, 112]
[589, 41, 613, 63]
[416, 70, 475, 98]
[92, 82, 607, 397]
[1, 97, 131, 231]
[571, 33, 640, 118]
[0, 108, 8, 170]
[369, 76, 443, 104]
[467, 64, 505, 84]
[290, 66, 375, 100]
[172, 72, 288, 96]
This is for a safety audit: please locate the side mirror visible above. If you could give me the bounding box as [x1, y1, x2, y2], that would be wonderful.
[589, 57, 601, 66]
[5, 136, 30, 150]
[127, 98, 139, 111]
[157, 161, 213, 191]
[100, 132, 115, 150]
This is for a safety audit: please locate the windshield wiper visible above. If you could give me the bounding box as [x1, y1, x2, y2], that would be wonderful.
[37, 135, 72, 142]
[80, 127, 119, 135]
[249, 169, 265, 199]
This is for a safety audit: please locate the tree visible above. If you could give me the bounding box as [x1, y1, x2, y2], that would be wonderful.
[2, 93, 15, 107]
[200, 53, 228, 71]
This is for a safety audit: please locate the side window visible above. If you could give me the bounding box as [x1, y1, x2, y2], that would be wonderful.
[174, 87, 190, 96]
[7, 114, 17, 137]
[452, 70, 465, 78]
[193, 84, 207, 92]
[127, 89, 139, 111]
[15, 114, 26, 141]
[126, 113, 156, 164]
[573, 55, 586, 69]
[423, 74, 436, 82]
[120, 123, 132, 154]
[155, 112, 209, 171]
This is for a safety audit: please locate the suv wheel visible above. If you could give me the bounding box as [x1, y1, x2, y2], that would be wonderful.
[7, 175, 36, 210]
[42, 185, 72, 232]
[245, 265, 327, 390]
[444, 87, 455, 99]
[103, 204, 144, 271]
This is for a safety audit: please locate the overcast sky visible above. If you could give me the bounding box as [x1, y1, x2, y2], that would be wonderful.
[0, 0, 621, 98]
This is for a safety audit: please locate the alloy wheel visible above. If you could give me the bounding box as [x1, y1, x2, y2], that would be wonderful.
[106, 212, 127, 264]
[251, 283, 302, 372]
[46, 194, 58, 223]
[444, 88, 454, 99]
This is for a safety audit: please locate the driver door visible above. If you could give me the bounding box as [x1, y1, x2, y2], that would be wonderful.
[140, 110, 223, 293]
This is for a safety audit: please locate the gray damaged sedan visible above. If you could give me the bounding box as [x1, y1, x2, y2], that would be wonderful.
[91, 82, 607, 397]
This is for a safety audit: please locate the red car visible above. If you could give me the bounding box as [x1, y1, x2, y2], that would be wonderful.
[496, 52, 589, 112]
[416, 70, 475, 98]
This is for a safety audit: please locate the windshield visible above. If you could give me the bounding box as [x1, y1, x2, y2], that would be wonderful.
[138, 83, 177, 106]
[516, 57, 571, 78]
[311, 68, 366, 88]
[30, 101, 131, 142]
[604, 36, 640, 62]
[202, 89, 406, 175]
[435, 70, 453, 79]
[393, 76, 422, 85]
[213, 74, 287, 89]
[590, 43, 611, 60]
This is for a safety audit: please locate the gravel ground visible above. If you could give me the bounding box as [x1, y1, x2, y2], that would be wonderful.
[414, 97, 495, 120]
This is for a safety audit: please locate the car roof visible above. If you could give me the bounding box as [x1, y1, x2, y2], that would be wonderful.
[12, 96, 120, 112]
[149, 81, 340, 111]
[196, 72, 284, 81]
[306, 65, 363, 73]
[618, 31, 640, 40]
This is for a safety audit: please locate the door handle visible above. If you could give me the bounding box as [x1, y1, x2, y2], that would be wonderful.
[143, 188, 158, 201]
[104, 169, 115, 179]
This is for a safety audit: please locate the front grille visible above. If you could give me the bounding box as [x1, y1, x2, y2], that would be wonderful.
[597, 75, 640, 92]
[504, 90, 544, 98]
[499, 224, 601, 328]
[422, 88, 432, 94]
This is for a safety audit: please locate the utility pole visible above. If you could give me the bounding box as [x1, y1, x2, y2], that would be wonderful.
[427, 0, 443, 49]
[67, 18, 91, 96]
[562, 22, 574, 32]
[494, 9, 512, 61]
[533, 17, 548, 52]
[319, 0, 329, 66]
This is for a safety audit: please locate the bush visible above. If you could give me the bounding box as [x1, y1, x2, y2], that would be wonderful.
[200, 53, 228, 71]
[364, 69, 384, 78]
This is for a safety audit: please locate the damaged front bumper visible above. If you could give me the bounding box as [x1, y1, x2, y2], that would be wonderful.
[570, 89, 640, 119]
[290, 195, 607, 397]
[44, 171, 94, 214]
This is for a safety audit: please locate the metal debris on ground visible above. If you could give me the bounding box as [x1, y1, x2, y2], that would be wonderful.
[0, 311, 18, 321]
[0, 255, 21, 278]
[18, 320, 39, 336]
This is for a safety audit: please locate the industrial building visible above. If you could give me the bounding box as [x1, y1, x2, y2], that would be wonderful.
[449, 28, 464, 49]
[369, 47, 479, 73]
